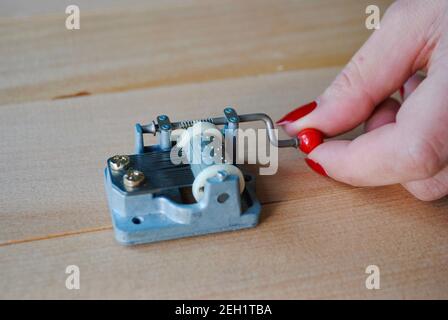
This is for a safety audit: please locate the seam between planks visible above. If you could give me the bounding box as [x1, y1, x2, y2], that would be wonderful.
[0, 225, 113, 248]
[0, 197, 301, 247]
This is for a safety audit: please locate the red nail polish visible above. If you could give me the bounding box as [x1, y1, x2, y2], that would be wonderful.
[276, 101, 317, 125]
[305, 158, 328, 177]
[399, 86, 405, 100]
[297, 128, 324, 154]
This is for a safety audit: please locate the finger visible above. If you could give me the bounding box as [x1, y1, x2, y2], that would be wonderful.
[307, 68, 448, 186]
[281, 1, 441, 137]
[402, 165, 448, 201]
[364, 98, 401, 133]
[401, 73, 425, 100]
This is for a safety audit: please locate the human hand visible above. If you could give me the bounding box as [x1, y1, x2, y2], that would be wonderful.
[277, 0, 448, 201]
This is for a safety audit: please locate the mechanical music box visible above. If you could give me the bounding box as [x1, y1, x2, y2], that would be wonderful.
[104, 107, 323, 245]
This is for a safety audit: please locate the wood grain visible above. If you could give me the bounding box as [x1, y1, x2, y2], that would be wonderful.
[2, 0, 447, 300]
[1, 66, 447, 299]
[1, 186, 447, 299]
[0, 0, 392, 106]
[0, 67, 342, 243]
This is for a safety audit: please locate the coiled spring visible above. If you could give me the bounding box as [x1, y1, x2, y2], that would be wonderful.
[177, 118, 215, 129]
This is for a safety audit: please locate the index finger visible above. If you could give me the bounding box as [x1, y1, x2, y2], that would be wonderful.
[308, 70, 448, 186]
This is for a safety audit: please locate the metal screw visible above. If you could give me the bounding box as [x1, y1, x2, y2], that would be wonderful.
[123, 169, 145, 188]
[158, 115, 167, 121]
[161, 124, 170, 130]
[224, 108, 233, 114]
[216, 170, 228, 181]
[229, 116, 238, 123]
[109, 155, 130, 171]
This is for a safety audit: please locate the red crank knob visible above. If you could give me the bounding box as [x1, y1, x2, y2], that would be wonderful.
[297, 128, 324, 154]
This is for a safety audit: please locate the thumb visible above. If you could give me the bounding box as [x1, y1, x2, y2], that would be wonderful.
[308, 67, 448, 187]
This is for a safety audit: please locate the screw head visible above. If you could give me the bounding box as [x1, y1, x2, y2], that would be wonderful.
[229, 116, 238, 123]
[123, 169, 145, 188]
[109, 155, 130, 171]
[224, 108, 233, 114]
[216, 170, 228, 181]
[158, 115, 167, 121]
[161, 124, 170, 130]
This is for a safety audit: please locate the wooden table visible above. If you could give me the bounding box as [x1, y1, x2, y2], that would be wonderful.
[1, 0, 447, 299]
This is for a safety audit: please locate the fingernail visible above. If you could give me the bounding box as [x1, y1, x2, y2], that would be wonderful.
[399, 86, 405, 100]
[305, 158, 328, 177]
[276, 101, 317, 125]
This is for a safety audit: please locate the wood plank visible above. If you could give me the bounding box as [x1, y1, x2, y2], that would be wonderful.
[1, 186, 447, 299]
[2, 0, 446, 300]
[0, 0, 157, 17]
[0, 67, 344, 243]
[1, 66, 444, 245]
[0, 0, 393, 106]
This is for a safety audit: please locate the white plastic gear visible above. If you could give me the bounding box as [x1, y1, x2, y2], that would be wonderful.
[192, 164, 245, 201]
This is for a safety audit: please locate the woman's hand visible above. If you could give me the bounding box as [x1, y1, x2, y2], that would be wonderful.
[277, 0, 448, 201]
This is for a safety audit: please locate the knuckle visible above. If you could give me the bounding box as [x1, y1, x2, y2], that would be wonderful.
[333, 60, 363, 92]
[406, 186, 435, 202]
[403, 137, 444, 179]
[404, 179, 448, 202]
[327, 58, 375, 108]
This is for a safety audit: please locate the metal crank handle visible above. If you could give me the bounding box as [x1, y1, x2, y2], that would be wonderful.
[245, 113, 324, 154]
[270, 127, 324, 154]
[139, 111, 324, 154]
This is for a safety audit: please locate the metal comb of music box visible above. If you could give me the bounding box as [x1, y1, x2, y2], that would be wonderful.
[104, 107, 298, 245]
